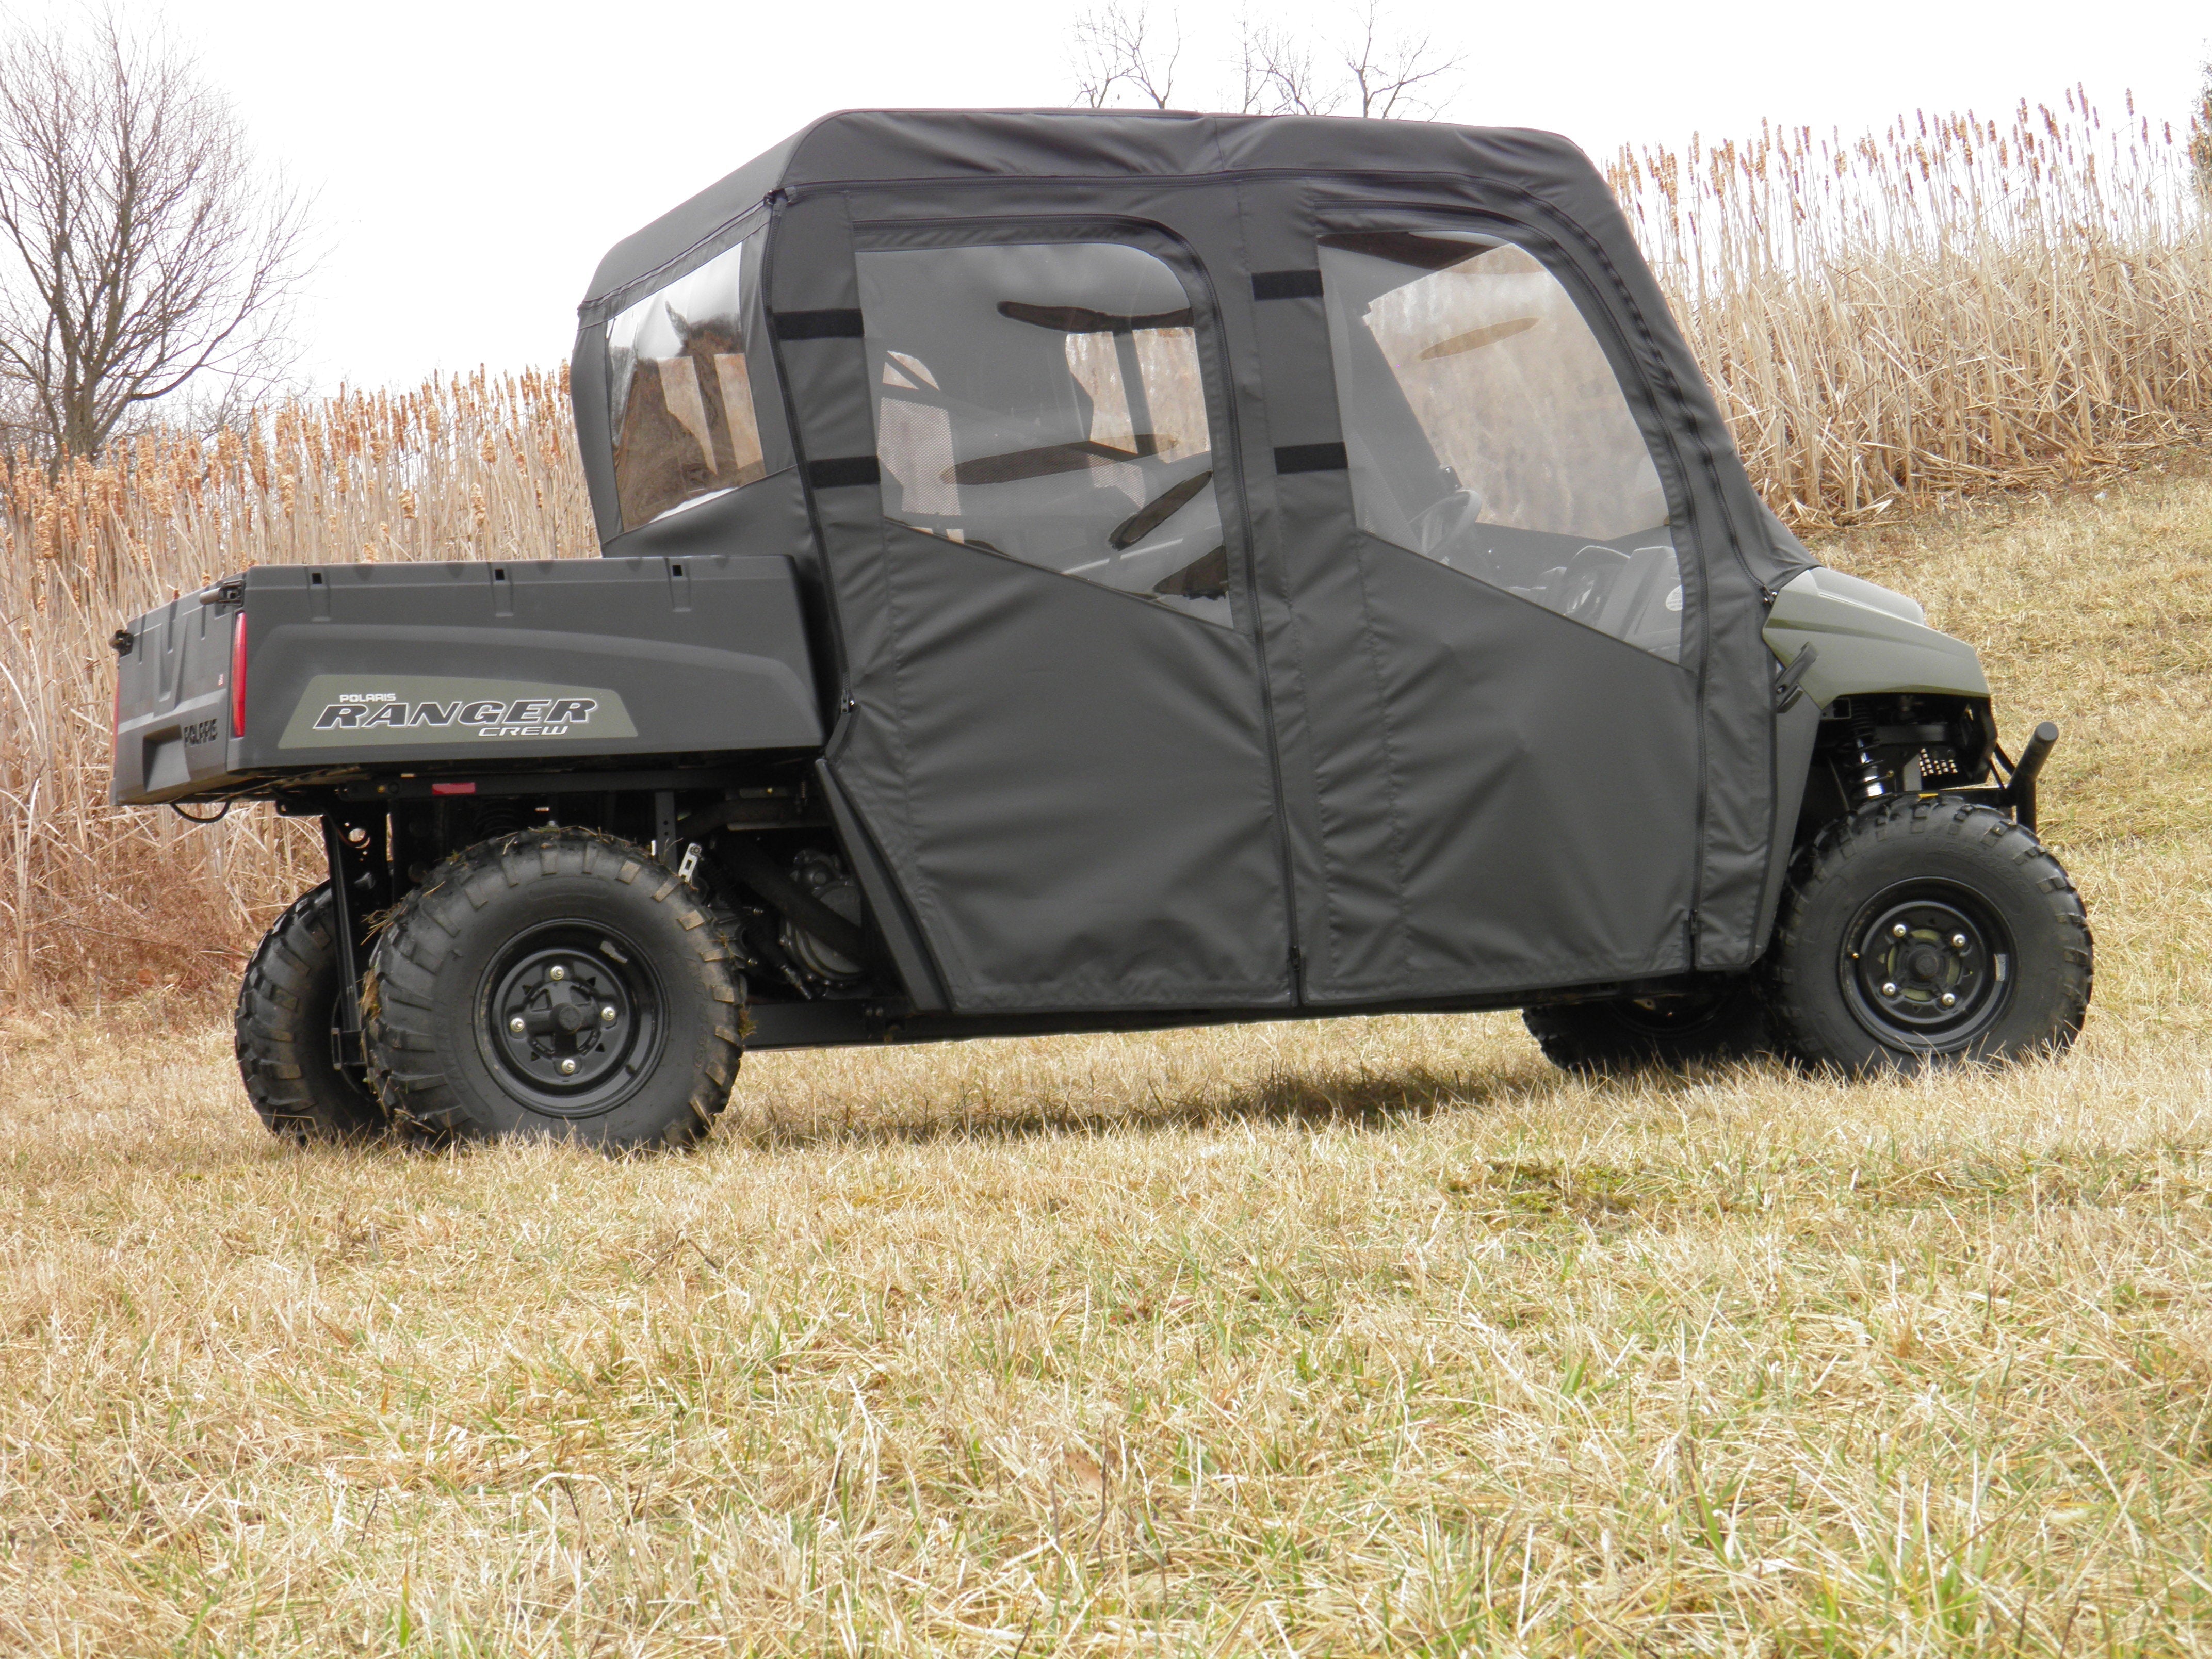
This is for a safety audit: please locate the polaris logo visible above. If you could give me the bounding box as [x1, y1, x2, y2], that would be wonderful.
[313, 695, 600, 738]
[278, 675, 638, 750]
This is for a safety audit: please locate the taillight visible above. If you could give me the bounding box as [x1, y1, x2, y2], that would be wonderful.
[230, 614, 248, 738]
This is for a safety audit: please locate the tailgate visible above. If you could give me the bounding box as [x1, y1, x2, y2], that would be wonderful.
[111, 554, 823, 806]
[112, 584, 240, 805]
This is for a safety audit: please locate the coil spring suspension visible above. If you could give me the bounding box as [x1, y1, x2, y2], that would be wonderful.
[1851, 711, 1888, 800]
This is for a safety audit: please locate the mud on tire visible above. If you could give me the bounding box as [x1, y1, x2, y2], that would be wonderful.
[235, 883, 388, 1143]
[1765, 796, 2092, 1075]
[363, 828, 744, 1149]
[1523, 975, 1771, 1076]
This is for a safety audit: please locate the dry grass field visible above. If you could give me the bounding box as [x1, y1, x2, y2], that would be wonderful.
[1, 459, 2208, 1653]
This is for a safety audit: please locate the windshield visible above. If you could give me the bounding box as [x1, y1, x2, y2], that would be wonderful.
[605, 235, 769, 530]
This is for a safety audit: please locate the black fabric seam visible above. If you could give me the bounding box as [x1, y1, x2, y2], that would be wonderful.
[1255, 174, 1342, 999]
[803, 166, 1577, 206]
[579, 201, 772, 326]
[1214, 176, 1305, 1001]
[759, 191, 854, 702]
[823, 199, 954, 1009]
[869, 508, 949, 1003]
[877, 518, 1247, 633]
[1348, 538, 1418, 988]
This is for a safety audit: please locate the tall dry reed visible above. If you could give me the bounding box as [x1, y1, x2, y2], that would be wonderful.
[1609, 90, 2212, 521]
[3, 95, 2208, 1004]
[0, 370, 591, 1000]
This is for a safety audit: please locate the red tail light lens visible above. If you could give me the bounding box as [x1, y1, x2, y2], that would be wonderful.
[230, 614, 248, 738]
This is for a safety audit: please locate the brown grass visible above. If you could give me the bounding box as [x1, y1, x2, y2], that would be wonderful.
[2, 462, 2209, 1653]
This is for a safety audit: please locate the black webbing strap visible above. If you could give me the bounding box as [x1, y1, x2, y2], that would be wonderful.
[1251, 269, 1325, 301]
[773, 309, 866, 340]
[807, 456, 881, 490]
[1274, 443, 1348, 474]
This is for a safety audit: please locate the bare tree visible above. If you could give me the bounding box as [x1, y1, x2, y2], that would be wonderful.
[1071, 2, 1180, 111]
[1238, 18, 1336, 116]
[1084, 5, 1458, 122]
[1337, 2, 1458, 120]
[0, 15, 312, 462]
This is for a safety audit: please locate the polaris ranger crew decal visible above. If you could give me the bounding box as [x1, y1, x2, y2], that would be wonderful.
[278, 675, 639, 749]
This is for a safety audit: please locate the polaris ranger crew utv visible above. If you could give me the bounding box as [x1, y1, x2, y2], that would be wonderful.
[111, 110, 2092, 1148]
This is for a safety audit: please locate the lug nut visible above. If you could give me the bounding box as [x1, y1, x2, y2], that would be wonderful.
[1880, 981, 1899, 997]
[1940, 991, 1958, 1008]
[599, 1005, 617, 1024]
[1891, 923, 1909, 939]
[558, 1058, 577, 1076]
[1951, 933, 1969, 950]
[548, 965, 566, 982]
[508, 1016, 525, 1035]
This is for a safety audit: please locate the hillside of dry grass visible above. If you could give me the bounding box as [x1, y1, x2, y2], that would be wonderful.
[1, 463, 2207, 1654]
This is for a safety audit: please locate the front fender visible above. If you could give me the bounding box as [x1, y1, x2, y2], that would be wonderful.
[1763, 568, 1988, 707]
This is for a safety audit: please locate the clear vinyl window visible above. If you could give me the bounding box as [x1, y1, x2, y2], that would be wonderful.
[858, 242, 1229, 625]
[606, 235, 770, 530]
[1319, 231, 1684, 662]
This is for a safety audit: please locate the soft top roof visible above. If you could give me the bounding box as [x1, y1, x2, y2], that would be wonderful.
[583, 109, 1600, 311]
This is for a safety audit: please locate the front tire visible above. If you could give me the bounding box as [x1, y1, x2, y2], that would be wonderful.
[362, 829, 744, 1149]
[1523, 976, 1771, 1076]
[1766, 797, 2092, 1074]
[235, 884, 387, 1143]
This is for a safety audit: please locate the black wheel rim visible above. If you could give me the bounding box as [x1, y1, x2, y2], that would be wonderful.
[1839, 880, 2014, 1052]
[476, 923, 666, 1117]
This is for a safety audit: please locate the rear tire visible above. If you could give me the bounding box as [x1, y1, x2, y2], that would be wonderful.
[1523, 976, 1771, 1076]
[362, 828, 743, 1149]
[235, 884, 387, 1143]
[1766, 796, 2092, 1074]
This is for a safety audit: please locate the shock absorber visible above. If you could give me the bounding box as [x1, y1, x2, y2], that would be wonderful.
[1851, 709, 1888, 800]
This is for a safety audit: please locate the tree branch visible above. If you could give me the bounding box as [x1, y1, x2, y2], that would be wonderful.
[0, 12, 315, 462]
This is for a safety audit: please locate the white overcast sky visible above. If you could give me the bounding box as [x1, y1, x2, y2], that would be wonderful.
[18, 0, 2210, 394]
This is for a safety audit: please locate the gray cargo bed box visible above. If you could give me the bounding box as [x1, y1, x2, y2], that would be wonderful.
[112, 555, 822, 805]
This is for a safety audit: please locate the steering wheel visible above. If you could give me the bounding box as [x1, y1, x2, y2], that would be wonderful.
[1553, 544, 1630, 624]
[1406, 489, 1495, 576]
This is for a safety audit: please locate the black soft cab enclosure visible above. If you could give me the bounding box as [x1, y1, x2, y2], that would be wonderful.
[112, 109, 2090, 1149]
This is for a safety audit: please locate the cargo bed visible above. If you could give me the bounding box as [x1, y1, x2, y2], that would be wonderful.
[111, 554, 822, 805]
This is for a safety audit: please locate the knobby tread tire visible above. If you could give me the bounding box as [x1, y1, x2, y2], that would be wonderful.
[234, 883, 388, 1143]
[1765, 795, 2093, 1075]
[362, 828, 743, 1150]
[1522, 977, 1772, 1077]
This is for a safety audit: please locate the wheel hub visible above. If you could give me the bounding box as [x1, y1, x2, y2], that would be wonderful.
[1842, 886, 2011, 1050]
[479, 927, 662, 1114]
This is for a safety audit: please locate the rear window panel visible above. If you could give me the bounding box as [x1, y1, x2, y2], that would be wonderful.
[605, 234, 770, 530]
